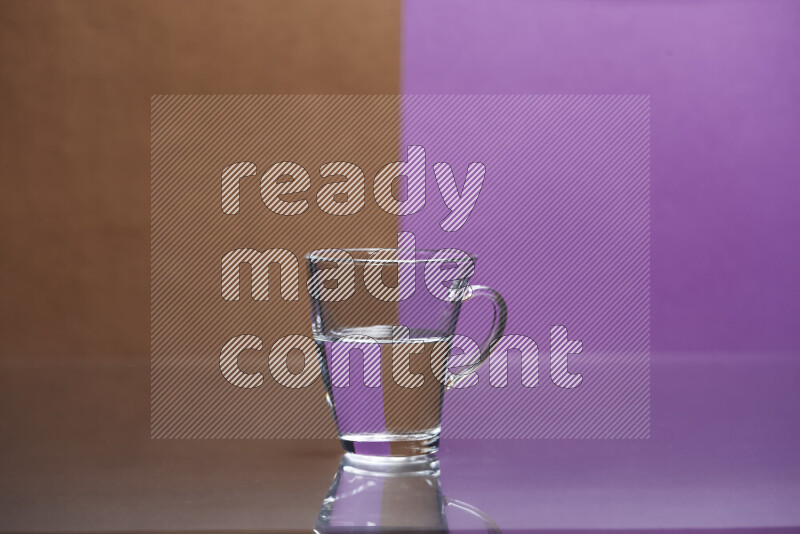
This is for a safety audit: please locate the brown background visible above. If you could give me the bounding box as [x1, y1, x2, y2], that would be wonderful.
[0, 0, 400, 362]
[0, 1, 401, 530]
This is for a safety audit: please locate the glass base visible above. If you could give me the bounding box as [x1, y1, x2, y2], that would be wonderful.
[340, 432, 440, 458]
[340, 452, 440, 477]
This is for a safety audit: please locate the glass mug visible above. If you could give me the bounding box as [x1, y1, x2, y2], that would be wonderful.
[307, 248, 507, 457]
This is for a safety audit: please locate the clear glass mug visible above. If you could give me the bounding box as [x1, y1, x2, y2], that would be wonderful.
[307, 248, 507, 457]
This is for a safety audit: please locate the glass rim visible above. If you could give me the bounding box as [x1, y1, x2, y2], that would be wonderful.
[305, 248, 478, 265]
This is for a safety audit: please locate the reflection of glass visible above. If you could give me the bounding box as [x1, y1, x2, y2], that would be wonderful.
[314, 454, 500, 533]
[307, 249, 507, 458]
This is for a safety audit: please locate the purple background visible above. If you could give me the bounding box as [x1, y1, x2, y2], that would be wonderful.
[399, 1, 800, 529]
[402, 0, 800, 352]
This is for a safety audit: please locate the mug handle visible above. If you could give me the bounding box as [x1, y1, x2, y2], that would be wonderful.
[446, 285, 507, 388]
[444, 497, 502, 533]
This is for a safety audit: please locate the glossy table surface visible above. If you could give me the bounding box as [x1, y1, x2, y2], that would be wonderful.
[1, 351, 798, 533]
